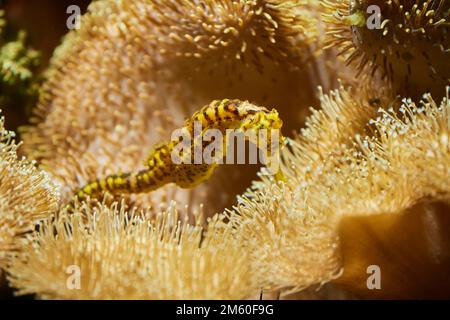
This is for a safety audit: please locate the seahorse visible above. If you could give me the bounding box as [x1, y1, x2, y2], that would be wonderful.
[65, 99, 285, 212]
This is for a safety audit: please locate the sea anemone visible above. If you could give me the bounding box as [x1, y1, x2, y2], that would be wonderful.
[2, 0, 450, 300]
[323, 0, 450, 99]
[6, 201, 256, 299]
[226, 86, 450, 298]
[19, 0, 333, 217]
[0, 114, 59, 267]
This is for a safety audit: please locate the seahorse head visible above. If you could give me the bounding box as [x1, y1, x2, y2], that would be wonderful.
[241, 108, 283, 131]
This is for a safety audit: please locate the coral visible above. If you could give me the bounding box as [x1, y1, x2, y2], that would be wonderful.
[0, 10, 41, 129]
[323, 0, 450, 99]
[226, 85, 379, 293]
[6, 201, 256, 299]
[0, 31, 40, 89]
[19, 0, 330, 217]
[0, 114, 59, 267]
[148, 0, 316, 67]
[226, 86, 450, 296]
[1, 0, 450, 300]
[337, 201, 450, 299]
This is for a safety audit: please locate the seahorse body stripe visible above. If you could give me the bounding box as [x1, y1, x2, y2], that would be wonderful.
[66, 99, 284, 212]
[188, 99, 263, 132]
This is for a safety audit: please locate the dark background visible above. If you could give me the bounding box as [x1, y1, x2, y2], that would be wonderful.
[1, 0, 91, 132]
[1, 0, 91, 300]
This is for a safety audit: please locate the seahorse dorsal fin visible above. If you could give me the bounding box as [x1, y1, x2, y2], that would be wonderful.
[185, 101, 215, 126]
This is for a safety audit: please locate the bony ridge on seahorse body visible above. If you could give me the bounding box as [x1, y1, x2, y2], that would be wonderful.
[65, 99, 286, 212]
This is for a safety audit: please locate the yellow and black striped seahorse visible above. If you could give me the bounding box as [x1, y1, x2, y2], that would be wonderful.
[65, 99, 285, 212]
